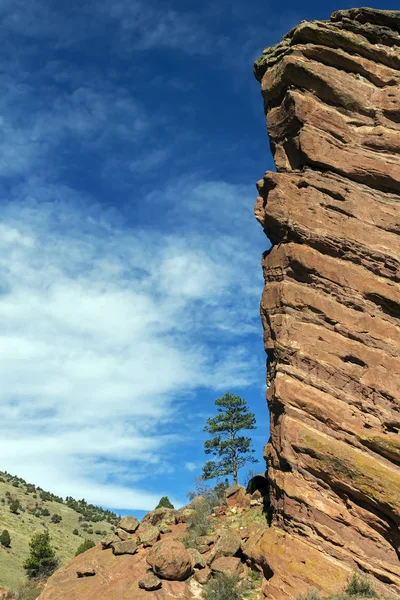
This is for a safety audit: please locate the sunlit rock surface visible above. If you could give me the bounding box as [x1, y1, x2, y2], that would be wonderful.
[254, 7, 400, 599]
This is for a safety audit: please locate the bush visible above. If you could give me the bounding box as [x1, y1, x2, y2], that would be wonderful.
[41, 508, 50, 517]
[10, 500, 20, 514]
[346, 573, 378, 598]
[0, 529, 11, 547]
[23, 531, 58, 579]
[75, 538, 95, 556]
[203, 573, 242, 600]
[156, 496, 175, 509]
[50, 514, 62, 524]
[72, 529, 79, 535]
[190, 500, 211, 536]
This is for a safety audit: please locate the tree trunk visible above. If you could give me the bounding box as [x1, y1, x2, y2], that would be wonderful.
[232, 452, 238, 485]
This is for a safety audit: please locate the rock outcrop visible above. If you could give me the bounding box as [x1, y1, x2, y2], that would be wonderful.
[36, 490, 267, 600]
[254, 8, 400, 600]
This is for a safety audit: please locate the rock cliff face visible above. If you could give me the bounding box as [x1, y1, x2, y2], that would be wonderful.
[254, 8, 400, 600]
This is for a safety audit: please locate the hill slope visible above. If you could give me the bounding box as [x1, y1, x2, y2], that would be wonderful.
[0, 472, 118, 591]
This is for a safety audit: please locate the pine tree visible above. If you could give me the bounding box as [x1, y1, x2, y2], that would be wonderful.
[155, 496, 174, 509]
[202, 393, 258, 485]
[23, 531, 58, 579]
[0, 529, 11, 548]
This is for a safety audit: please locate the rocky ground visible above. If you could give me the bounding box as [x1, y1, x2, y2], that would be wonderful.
[34, 484, 267, 600]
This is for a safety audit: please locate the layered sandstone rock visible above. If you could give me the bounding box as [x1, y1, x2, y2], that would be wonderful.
[254, 8, 400, 599]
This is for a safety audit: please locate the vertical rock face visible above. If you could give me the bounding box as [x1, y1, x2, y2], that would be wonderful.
[254, 8, 400, 599]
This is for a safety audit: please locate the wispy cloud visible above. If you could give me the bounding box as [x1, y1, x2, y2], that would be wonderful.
[0, 176, 264, 508]
[0, 0, 269, 510]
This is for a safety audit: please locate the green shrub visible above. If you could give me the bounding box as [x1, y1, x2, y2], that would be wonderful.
[23, 531, 58, 579]
[72, 529, 79, 535]
[156, 496, 175, 509]
[203, 573, 242, 600]
[181, 533, 201, 551]
[75, 538, 95, 556]
[188, 498, 213, 537]
[0, 529, 11, 548]
[41, 508, 50, 517]
[346, 573, 378, 598]
[50, 514, 62, 524]
[10, 499, 20, 514]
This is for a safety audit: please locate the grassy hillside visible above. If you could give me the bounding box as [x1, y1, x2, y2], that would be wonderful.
[0, 471, 118, 591]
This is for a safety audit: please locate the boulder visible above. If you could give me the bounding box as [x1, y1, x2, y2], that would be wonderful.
[175, 508, 194, 524]
[138, 573, 162, 591]
[101, 533, 119, 549]
[194, 566, 212, 584]
[210, 556, 244, 577]
[147, 539, 192, 581]
[225, 485, 246, 507]
[187, 548, 206, 569]
[76, 566, 96, 578]
[118, 516, 139, 533]
[199, 535, 214, 547]
[111, 539, 137, 555]
[142, 507, 176, 526]
[207, 529, 241, 564]
[139, 525, 160, 547]
[115, 527, 130, 541]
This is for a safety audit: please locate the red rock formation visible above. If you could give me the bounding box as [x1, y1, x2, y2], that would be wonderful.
[254, 8, 400, 600]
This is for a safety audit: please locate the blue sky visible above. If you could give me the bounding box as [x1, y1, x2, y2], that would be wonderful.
[1, 0, 398, 516]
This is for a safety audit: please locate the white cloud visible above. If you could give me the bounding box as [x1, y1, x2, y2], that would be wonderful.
[0, 185, 263, 509]
[0, 0, 269, 510]
[184, 462, 200, 472]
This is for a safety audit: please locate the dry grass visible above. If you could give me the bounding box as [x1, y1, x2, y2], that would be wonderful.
[0, 478, 114, 591]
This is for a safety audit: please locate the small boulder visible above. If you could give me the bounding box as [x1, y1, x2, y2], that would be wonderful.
[118, 516, 139, 533]
[101, 533, 119, 549]
[111, 539, 137, 555]
[225, 485, 246, 507]
[139, 525, 160, 547]
[76, 566, 96, 578]
[142, 507, 176, 526]
[147, 539, 192, 581]
[187, 548, 206, 569]
[115, 527, 130, 541]
[138, 573, 162, 591]
[210, 556, 244, 576]
[199, 535, 214, 547]
[207, 529, 241, 564]
[175, 508, 194, 524]
[194, 566, 211, 584]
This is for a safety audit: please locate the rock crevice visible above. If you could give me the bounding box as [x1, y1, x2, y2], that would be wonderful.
[254, 8, 400, 599]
